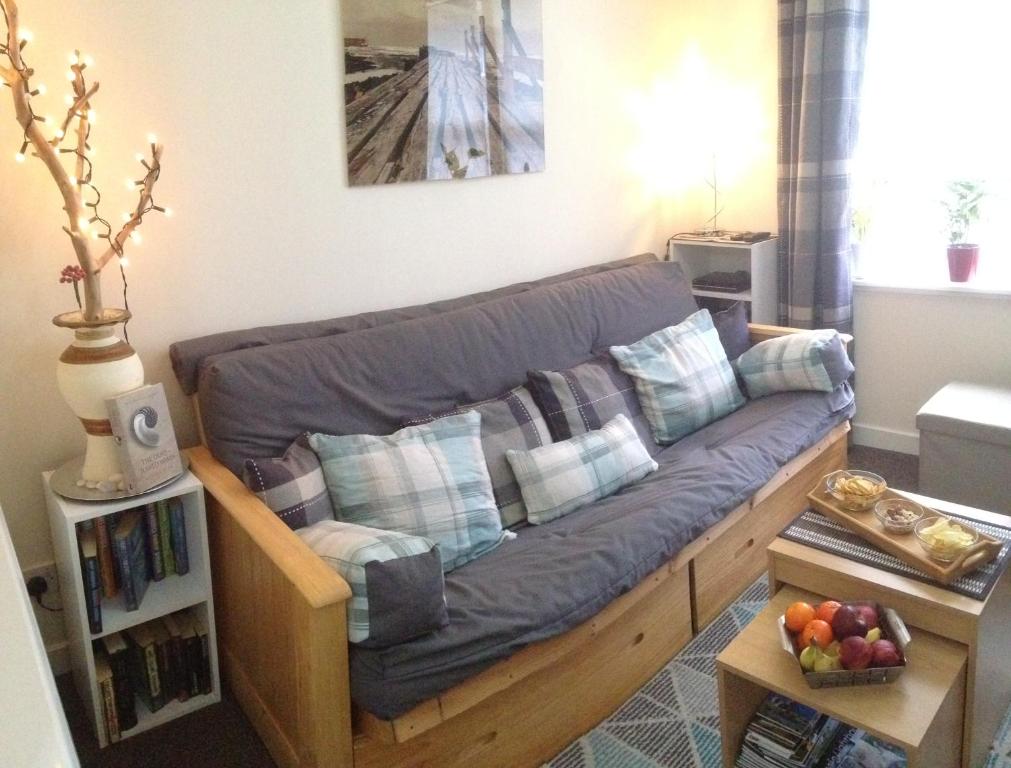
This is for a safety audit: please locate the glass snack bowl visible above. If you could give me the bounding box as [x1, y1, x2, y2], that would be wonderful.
[914, 516, 979, 562]
[824, 469, 887, 512]
[874, 497, 925, 534]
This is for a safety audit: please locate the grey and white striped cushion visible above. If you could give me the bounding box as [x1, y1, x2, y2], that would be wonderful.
[527, 354, 660, 457]
[243, 434, 336, 530]
[610, 310, 745, 444]
[505, 414, 658, 525]
[310, 411, 505, 572]
[736, 330, 854, 398]
[297, 520, 447, 646]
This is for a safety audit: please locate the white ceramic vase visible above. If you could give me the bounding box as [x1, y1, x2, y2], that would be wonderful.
[56, 325, 144, 489]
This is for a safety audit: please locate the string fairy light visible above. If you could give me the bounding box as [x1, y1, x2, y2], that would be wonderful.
[0, 0, 172, 329]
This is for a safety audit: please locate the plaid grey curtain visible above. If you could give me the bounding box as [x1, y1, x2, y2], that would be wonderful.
[778, 0, 869, 331]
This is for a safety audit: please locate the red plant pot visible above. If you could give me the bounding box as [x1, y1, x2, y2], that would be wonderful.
[947, 244, 979, 282]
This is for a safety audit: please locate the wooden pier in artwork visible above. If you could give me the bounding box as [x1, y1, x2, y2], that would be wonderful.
[345, 18, 545, 186]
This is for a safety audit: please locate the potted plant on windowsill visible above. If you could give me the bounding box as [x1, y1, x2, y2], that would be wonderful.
[943, 180, 984, 282]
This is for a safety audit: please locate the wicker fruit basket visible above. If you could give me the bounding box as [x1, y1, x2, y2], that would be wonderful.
[777, 602, 911, 689]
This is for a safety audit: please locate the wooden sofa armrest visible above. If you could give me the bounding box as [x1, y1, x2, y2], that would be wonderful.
[748, 323, 853, 350]
[185, 446, 354, 768]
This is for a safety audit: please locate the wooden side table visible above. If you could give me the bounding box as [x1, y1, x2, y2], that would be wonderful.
[767, 491, 1011, 768]
[717, 585, 967, 768]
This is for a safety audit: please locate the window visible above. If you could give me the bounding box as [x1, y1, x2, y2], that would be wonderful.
[851, 2, 1011, 288]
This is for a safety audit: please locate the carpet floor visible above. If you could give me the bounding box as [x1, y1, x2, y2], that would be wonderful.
[61, 446, 1008, 767]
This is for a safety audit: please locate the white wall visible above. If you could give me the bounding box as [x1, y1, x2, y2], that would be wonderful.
[853, 286, 1011, 454]
[0, 1, 777, 570]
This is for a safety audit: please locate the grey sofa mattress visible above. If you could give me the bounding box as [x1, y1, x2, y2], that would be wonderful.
[350, 384, 855, 719]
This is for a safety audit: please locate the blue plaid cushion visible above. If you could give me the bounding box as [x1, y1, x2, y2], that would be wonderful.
[736, 330, 854, 398]
[505, 414, 658, 525]
[243, 434, 336, 530]
[309, 411, 505, 572]
[610, 309, 745, 444]
[297, 520, 447, 647]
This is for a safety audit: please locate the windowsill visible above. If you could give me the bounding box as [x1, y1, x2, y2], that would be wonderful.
[853, 277, 1011, 299]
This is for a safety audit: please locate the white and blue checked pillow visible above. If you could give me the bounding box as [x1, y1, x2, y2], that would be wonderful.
[401, 386, 552, 529]
[243, 433, 336, 530]
[309, 411, 506, 572]
[297, 520, 447, 647]
[736, 330, 854, 398]
[505, 414, 658, 525]
[610, 309, 745, 444]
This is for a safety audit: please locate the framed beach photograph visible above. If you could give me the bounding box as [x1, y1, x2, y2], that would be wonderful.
[341, 0, 545, 185]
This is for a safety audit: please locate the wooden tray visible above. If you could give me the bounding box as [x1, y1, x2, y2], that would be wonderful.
[806, 482, 1003, 584]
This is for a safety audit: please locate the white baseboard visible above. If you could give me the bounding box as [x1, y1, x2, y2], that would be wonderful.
[851, 423, 920, 456]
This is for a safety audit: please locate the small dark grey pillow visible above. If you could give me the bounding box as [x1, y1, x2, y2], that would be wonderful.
[243, 434, 336, 530]
[296, 520, 448, 648]
[711, 301, 751, 362]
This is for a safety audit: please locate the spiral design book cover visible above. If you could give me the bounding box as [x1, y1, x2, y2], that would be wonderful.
[105, 383, 182, 494]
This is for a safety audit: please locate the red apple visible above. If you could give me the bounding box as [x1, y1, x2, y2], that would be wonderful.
[871, 639, 902, 667]
[854, 603, 879, 630]
[831, 604, 868, 640]
[839, 635, 874, 670]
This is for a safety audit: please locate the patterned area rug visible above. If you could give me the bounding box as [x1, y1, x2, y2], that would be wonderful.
[547, 575, 1011, 768]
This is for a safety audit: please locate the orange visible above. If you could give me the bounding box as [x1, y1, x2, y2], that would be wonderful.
[800, 619, 834, 649]
[784, 601, 816, 633]
[815, 600, 842, 625]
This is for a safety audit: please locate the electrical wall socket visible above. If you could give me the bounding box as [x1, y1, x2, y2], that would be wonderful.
[21, 561, 68, 651]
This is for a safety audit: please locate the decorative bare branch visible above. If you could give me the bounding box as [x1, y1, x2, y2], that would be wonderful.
[1, 0, 170, 326]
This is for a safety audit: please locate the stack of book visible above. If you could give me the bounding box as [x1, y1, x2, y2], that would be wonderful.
[92, 607, 212, 741]
[736, 693, 906, 768]
[77, 497, 190, 633]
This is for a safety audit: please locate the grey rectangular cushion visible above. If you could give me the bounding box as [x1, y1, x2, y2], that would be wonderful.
[349, 384, 855, 718]
[170, 254, 658, 396]
[194, 258, 699, 477]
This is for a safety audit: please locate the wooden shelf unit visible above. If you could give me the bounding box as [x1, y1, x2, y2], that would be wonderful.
[667, 235, 779, 324]
[44, 471, 220, 748]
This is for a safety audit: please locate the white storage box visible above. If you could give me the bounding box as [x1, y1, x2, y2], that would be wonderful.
[917, 382, 1011, 516]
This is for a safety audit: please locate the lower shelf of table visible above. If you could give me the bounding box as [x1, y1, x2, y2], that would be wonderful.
[716, 585, 967, 768]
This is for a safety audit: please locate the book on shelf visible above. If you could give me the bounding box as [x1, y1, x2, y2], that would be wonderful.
[168, 497, 189, 575]
[100, 632, 137, 732]
[157, 499, 176, 576]
[113, 509, 150, 612]
[106, 383, 183, 494]
[161, 613, 190, 702]
[175, 610, 201, 696]
[142, 503, 165, 582]
[94, 651, 120, 743]
[126, 621, 165, 713]
[94, 515, 118, 598]
[78, 523, 103, 634]
[192, 611, 212, 694]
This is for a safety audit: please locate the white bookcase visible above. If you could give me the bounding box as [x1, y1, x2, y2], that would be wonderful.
[667, 235, 779, 324]
[44, 470, 220, 748]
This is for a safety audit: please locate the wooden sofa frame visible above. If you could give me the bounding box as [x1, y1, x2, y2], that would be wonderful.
[186, 323, 851, 768]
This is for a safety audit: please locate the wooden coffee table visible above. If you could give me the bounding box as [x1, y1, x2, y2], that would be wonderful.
[717, 584, 966, 768]
[766, 491, 1011, 768]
